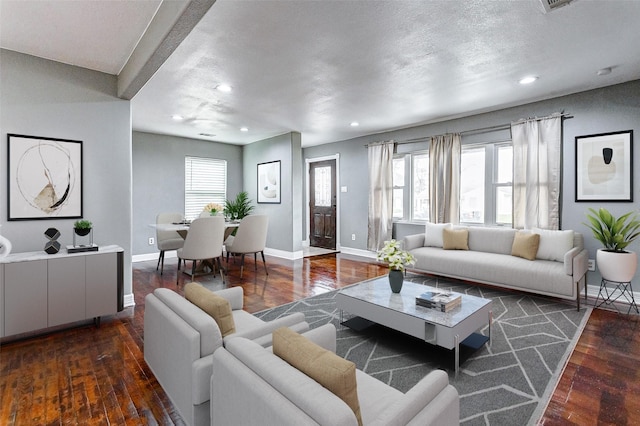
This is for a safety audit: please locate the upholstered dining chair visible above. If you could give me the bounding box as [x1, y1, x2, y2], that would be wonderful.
[225, 215, 269, 278]
[156, 212, 185, 275]
[177, 216, 226, 285]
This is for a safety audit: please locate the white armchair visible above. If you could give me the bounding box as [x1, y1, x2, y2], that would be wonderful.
[144, 286, 309, 426]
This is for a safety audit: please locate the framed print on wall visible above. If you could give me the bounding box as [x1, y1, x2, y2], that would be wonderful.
[257, 160, 281, 204]
[8, 134, 83, 220]
[575, 130, 633, 202]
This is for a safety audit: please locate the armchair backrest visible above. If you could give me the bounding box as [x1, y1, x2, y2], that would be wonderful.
[228, 215, 269, 253]
[156, 212, 183, 243]
[181, 216, 225, 260]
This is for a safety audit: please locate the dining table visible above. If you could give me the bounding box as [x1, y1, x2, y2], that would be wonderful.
[153, 221, 239, 240]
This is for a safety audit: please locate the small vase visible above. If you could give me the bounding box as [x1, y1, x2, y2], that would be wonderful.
[75, 227, 91, 236]
[388, 269, 404, 293]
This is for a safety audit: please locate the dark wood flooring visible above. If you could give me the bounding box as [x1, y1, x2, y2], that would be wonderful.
[1, 253, 638, 425]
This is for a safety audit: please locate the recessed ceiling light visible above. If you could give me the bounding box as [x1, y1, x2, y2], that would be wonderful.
[350, 121, 359, 127]
[216, 84, 232, 93]
[240, 127, 249, 132]
[519, 76, 538, 85]
[597, 67, 612, 76]
[172, 114, 184, 121]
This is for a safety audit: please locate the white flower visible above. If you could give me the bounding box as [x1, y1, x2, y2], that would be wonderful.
[376, 239, 415, 271]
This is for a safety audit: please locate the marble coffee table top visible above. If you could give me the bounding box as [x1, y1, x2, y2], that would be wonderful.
[338, 275, 491, 328]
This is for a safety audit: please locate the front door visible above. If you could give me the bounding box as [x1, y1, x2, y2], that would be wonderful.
[309, 159, 336, 249]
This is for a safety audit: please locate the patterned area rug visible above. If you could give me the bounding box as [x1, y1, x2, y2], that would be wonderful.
[254, 273, 591, 425]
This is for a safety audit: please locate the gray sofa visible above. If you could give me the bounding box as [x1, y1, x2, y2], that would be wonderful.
[144, 286, 309, 426]
[210, 323, 459, 426]
[403, 226, 589, 310]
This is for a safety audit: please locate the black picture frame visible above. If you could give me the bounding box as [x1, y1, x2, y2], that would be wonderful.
[257, 160, 281, 204]
[575, 130, 633, 202]
[7, 133, 83, 220]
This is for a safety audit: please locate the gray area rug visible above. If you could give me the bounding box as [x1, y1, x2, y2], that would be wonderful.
[253, 273, 591, 425]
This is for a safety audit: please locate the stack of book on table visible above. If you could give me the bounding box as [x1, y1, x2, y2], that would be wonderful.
[416, 290, 462, 312]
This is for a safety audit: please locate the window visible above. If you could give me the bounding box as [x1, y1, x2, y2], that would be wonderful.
[184, 156, 227, 220]
[412, 153, 429, 221]
[392, 157, 405, 219]
[460, 143, 512, 226]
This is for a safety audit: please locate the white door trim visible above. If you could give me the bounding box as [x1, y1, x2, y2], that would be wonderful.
[305, 154, 340, 250]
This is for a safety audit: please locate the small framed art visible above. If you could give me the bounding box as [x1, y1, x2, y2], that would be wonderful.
[575, 130, 633, 202]
[257, 160, 281, 204]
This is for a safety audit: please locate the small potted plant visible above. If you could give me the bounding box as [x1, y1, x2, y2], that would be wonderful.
[377, 239, 416, 293]
[224, 191, 254, 222]
[73, 219, 93, 236]
[203, 202, 224, 216]
[584, 208, 640, 282]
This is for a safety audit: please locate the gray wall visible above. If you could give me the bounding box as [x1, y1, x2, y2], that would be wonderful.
[0, 49, 134, 297]
[132, 131, 243, 255]
[243, 132, 303, 255]
[303, 79, 640, 286]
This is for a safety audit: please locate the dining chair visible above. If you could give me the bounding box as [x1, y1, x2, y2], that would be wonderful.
[177, 216, 226, 285]
[225, 215, 269, 278]
[156, 212, 185, 275]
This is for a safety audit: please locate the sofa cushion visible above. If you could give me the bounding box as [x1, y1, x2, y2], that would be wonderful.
[273, 327, 362, 426]
[424, 222, 452, 247]
[467, 226, 516, 255]
[443, 228, 469, 250]
[533, 228, 574, 262]
[511, 231, 540, 260]
[184, 282, 236, 337]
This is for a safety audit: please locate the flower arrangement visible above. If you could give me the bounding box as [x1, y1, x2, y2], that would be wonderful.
[204, 202, 224, 215]
[377, 239, 415, 271]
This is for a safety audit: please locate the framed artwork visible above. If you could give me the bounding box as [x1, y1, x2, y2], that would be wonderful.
[7, 134, 83, 220]
[257, 160, 281, 203]
[575, 130, 633, 202]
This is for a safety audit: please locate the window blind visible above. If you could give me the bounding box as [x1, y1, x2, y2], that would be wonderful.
[184, 156, 227, 220]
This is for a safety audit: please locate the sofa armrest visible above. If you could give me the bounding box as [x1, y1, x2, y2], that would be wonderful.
[301, 323, 337, 352]
[214, 286, 244, 310]
[192, 354, 214, 405]
[403, 234, 425, 251]
[225, 312, 308, 346]
[564, 247, 588, 278]
[369, 370, 459, 426]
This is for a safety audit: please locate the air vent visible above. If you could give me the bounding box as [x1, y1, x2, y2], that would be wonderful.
[540, 0, 574, 13]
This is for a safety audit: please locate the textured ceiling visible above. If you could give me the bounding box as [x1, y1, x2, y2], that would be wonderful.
[2, 1, 640, 147]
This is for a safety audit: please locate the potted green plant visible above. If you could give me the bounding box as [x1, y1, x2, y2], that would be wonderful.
[73, 219, 93, 236]
[584, 208, 640, 282]
[224, 191, 254, 221]
[377, 239, 416, 293]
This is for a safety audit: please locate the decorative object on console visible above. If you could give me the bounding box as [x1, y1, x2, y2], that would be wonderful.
[377, 239, 416, 293]
[7, 134, 83, 220]
[69, 219, 98, 253]
[0, 225, 12, 258]
[575, 130, 633, 202]
[44, 227, 61, 254]
[585, 207, 640, 282]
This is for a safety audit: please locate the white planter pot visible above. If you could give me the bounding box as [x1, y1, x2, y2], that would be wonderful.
[597, 249, 638, 282]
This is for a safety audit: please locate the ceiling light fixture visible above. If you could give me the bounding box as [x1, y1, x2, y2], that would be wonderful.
[216, 84, 232, 93]
[240, 127, 248, 132]
[519, 76, 538, 85]
[172, 114, 184, 121]
[350, 121, 359, 127]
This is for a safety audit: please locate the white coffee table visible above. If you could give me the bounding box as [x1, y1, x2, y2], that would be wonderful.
[336, 276, 492, 375]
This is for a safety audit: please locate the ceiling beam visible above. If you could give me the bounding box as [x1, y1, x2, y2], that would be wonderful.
[117, 0, 216, 100]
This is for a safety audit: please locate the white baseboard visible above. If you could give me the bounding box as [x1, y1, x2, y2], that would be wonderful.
[338, 246, 377, 259]
[264, 247, 304, 260]
[123, 293, 135, 307]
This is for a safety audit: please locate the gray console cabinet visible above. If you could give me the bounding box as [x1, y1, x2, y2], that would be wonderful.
[0, 245, 124, 338]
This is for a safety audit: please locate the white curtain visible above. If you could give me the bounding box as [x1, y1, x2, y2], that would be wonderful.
[367, 141, 395, 251]
[429, 134, 461, 224]
[511, 113, 562, 230]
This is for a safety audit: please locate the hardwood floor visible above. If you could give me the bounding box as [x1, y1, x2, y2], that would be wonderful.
[1, 252, 638, 425]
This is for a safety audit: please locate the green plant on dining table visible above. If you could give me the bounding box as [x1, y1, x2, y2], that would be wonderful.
[377, 239, 415, 271]
[224, 191, 254, 221]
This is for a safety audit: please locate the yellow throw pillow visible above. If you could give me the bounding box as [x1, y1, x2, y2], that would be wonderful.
[511, 231, 540, 261]
[273, 327, 362, 426]
[443, 228, 469, 250]
[184, 282, 236, 337]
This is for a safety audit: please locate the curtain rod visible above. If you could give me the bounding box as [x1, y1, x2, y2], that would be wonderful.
[365, 113, 573, 147]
